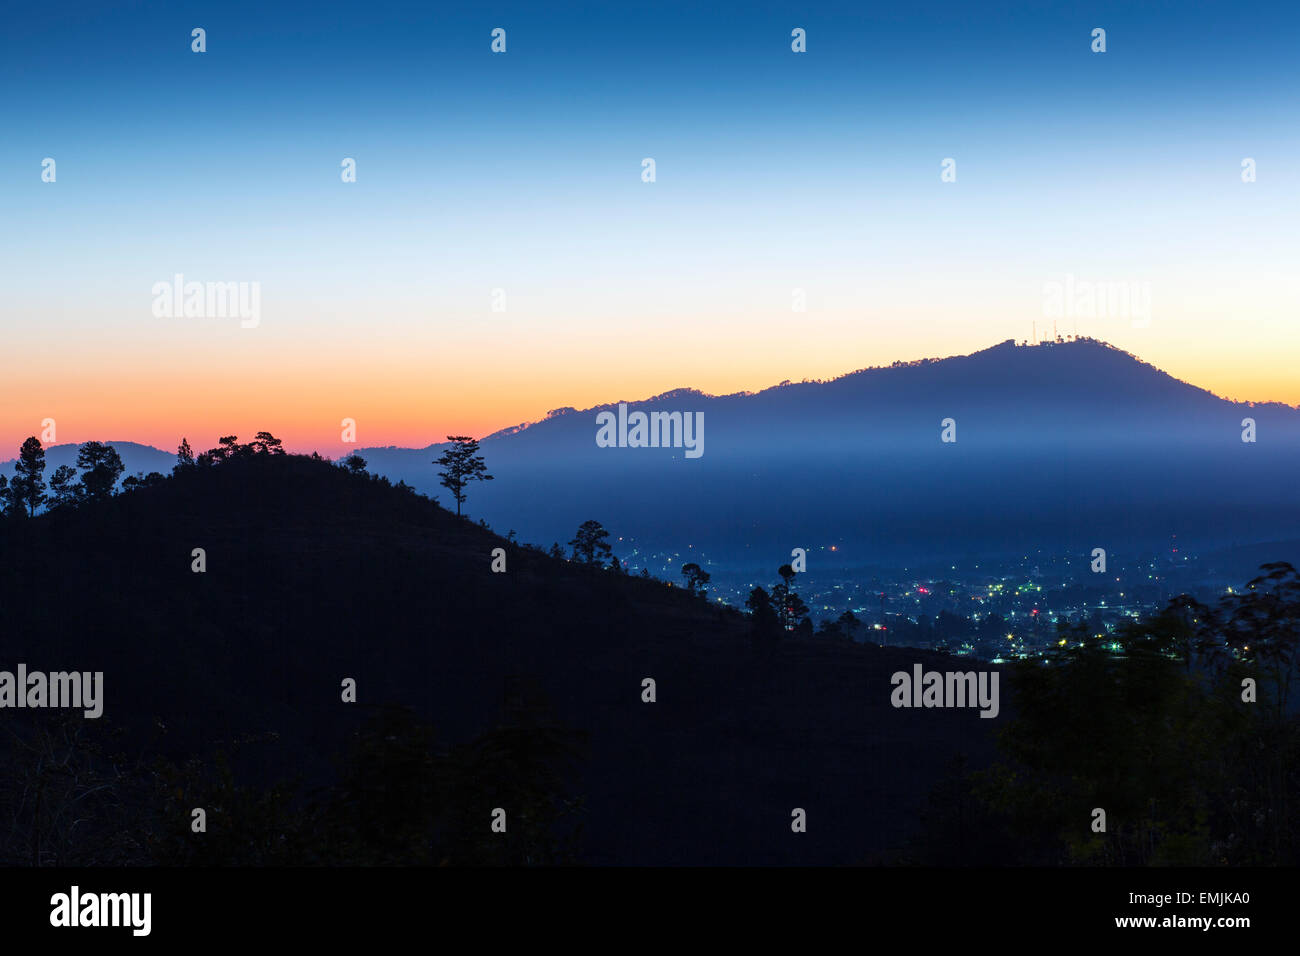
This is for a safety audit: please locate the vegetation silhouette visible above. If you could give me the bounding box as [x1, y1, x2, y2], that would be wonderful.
[568, 519, 612, 566]
[680, 562, 710, 597]
[904, 569, 1300, 865]
[433, 435, 492, 516]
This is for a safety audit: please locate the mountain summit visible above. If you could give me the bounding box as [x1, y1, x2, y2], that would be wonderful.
[354, 339, 1300, 563]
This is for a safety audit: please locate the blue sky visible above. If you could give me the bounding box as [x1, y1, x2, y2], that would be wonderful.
[2, 0, 1297, 452]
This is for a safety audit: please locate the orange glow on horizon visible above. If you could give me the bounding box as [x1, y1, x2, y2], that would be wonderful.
[2, 334, 1297, 458]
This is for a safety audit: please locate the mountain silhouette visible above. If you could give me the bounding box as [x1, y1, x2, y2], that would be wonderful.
[354, 338, 1300, 564]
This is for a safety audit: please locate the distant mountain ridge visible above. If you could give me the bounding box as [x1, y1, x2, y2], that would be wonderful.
[360, 338, 1298, 462]
[351, 339, 1300, 564]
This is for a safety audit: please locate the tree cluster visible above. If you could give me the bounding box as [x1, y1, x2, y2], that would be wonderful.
[745, 564, 812, 644]
[0, 437, 131, 517]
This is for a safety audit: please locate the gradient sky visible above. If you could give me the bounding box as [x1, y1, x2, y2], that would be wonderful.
[3, 0, 1298, 456]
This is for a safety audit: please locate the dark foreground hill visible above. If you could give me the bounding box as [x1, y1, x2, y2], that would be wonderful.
[0, 455, 999, 865]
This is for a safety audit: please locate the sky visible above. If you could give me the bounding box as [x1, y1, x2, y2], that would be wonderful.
[2, 0, 1298, 456]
